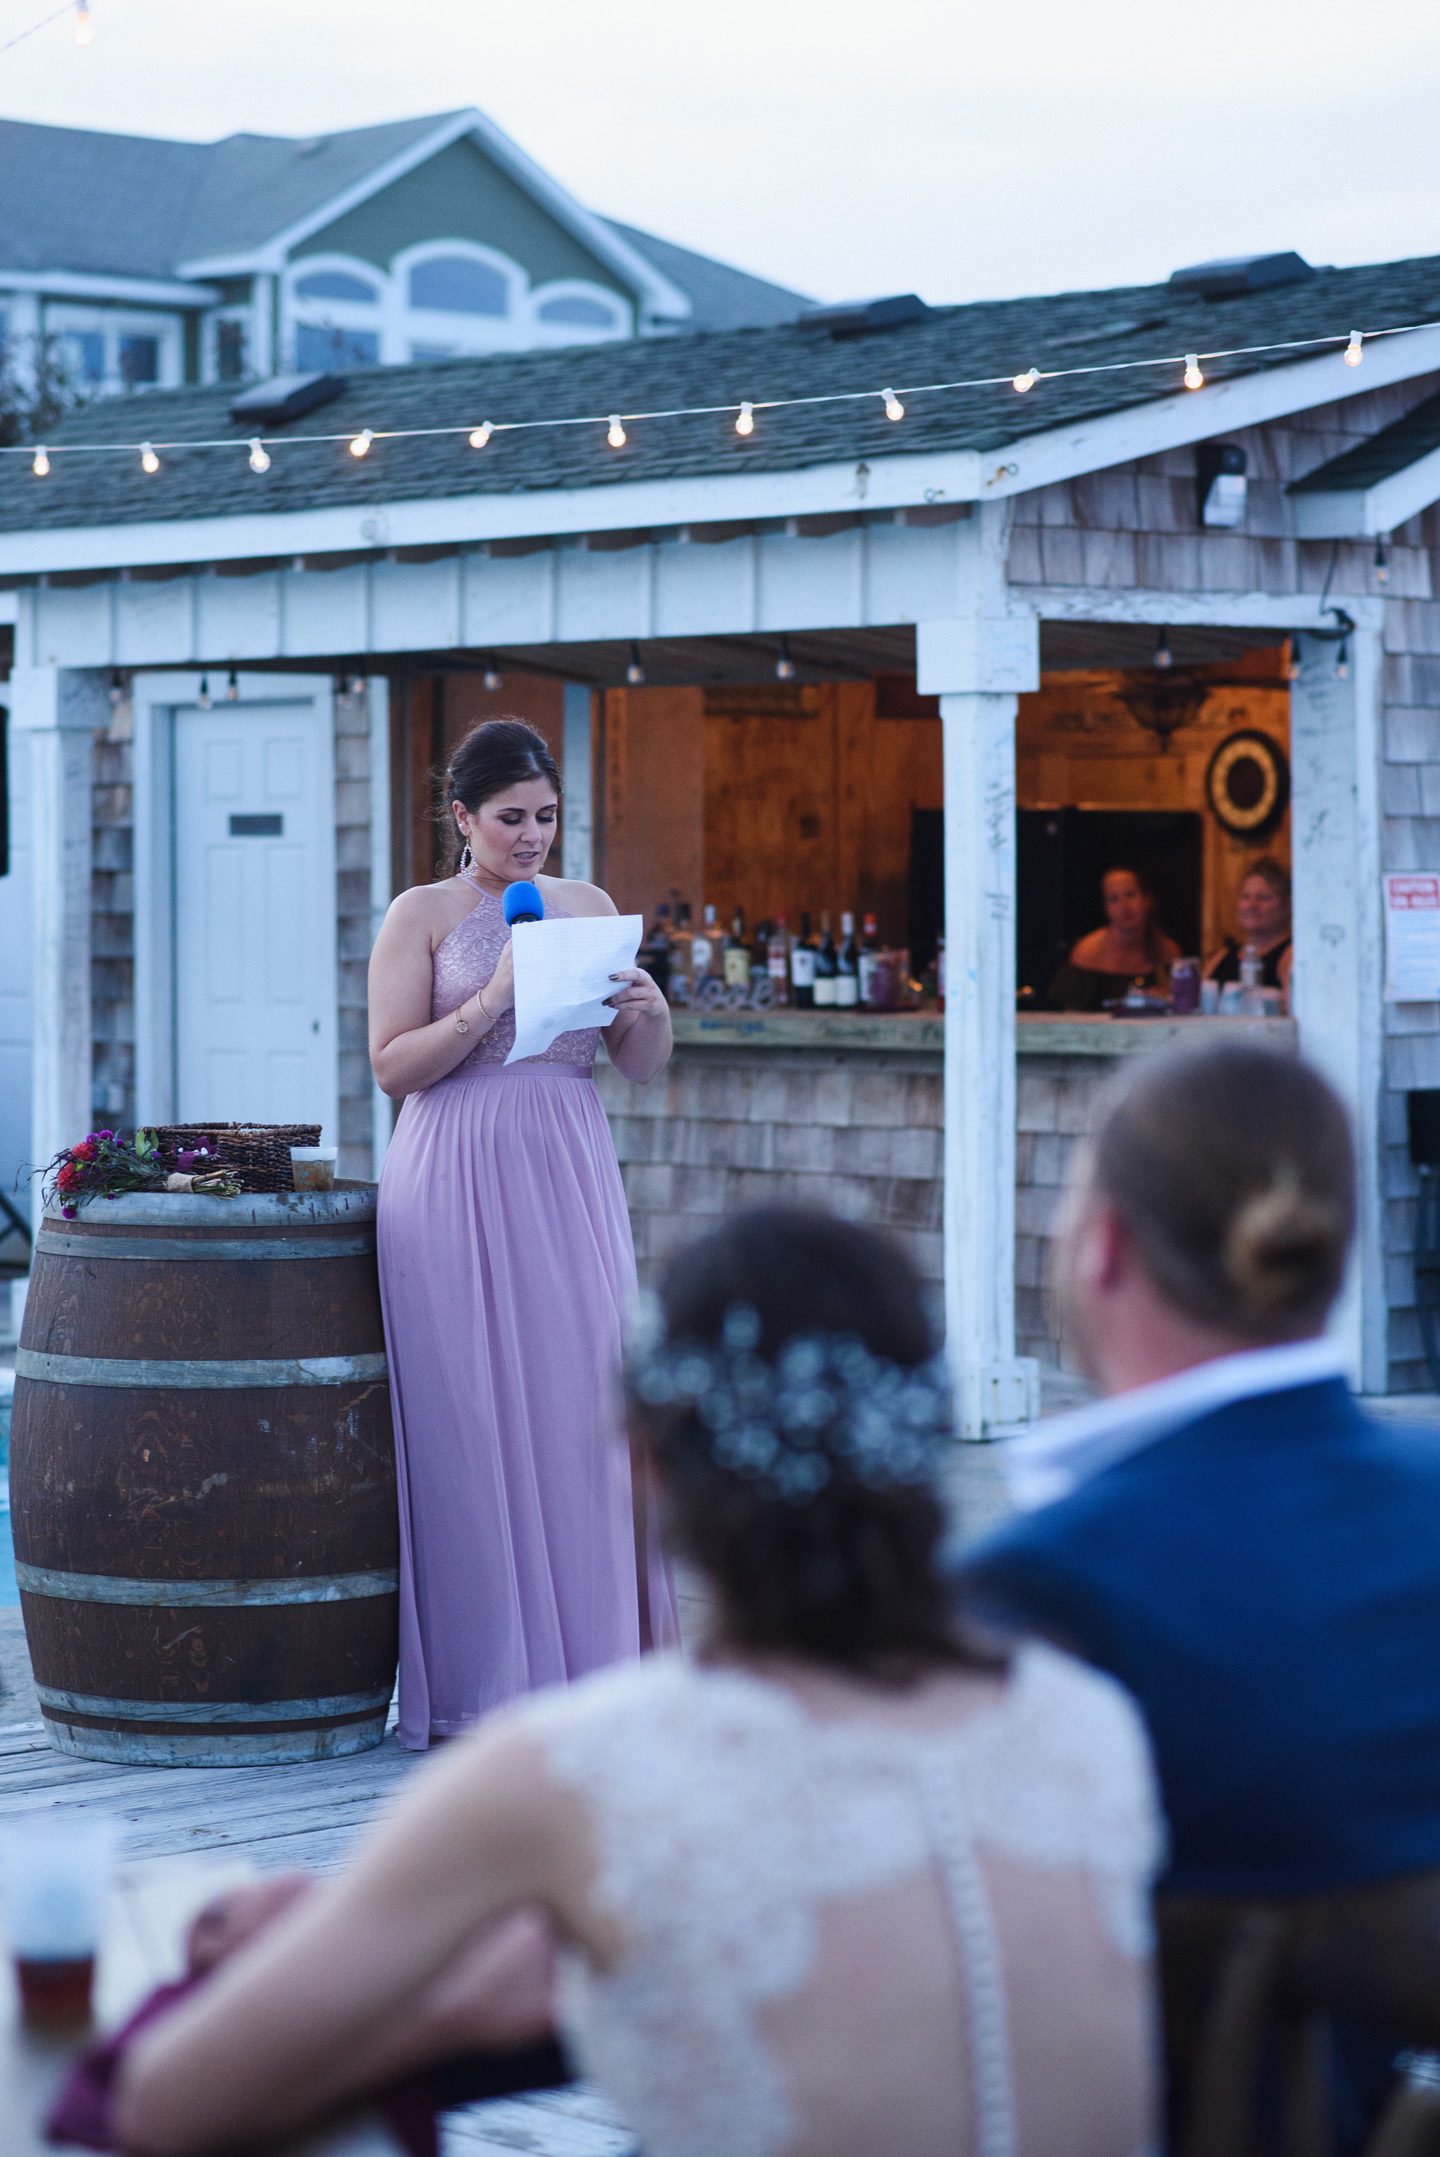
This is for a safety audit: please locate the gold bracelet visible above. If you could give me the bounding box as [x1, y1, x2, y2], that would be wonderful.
[455, 988, 490, 1038]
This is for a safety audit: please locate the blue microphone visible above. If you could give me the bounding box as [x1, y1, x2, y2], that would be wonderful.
[502, 880, 544, 927]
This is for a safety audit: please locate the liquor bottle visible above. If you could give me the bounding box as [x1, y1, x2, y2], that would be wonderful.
[936, 935, 946, 1013]
[857, 914, 883, 1008]
[670, 898, 694, 999]
[690, 903, 717, 987]
[789, 910, 817, 1008]
[723, 906, 751, 990]
[835, 912, 859, 1008]
[767, 915, 791, 1003]
[638, 903, 672, 1002]
[813, 912, 838, 1008]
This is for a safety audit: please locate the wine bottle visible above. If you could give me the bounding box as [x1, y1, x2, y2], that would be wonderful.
[767, 915, 791, 1003]
[691, 903, 717, 986]
[835, 912, 859, 1008]
[723, 906, 751, 990]
[790, 910, 816, 1008]
[857, 914, 884, 1009]
[813, 912, 838, 1008]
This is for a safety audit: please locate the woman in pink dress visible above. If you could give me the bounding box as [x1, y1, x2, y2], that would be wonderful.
[368, 719, 677, 1749]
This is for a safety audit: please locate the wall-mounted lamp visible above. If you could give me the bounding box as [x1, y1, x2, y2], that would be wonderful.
[1196, 442, 1248, 528]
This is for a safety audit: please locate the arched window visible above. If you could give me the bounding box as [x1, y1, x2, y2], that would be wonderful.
[407, 255, 509, 317]
[293, 268, 381, 305]
[536, 293, 620, 328]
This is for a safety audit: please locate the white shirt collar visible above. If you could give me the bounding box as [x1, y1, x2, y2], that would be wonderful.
[1002, 1336, 1350, 1511]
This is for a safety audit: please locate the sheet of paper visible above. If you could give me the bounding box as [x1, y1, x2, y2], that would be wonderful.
[505, 913, 644, 1065]
[1384, 873, 1440, 1001]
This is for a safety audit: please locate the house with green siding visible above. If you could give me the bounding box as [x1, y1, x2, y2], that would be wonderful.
[0, 106, 808, 396]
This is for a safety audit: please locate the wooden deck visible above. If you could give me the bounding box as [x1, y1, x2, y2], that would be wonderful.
[0, 1610, 634, 2156]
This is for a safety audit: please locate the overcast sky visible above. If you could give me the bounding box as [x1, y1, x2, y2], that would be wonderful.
[1, 0, 1436, 304]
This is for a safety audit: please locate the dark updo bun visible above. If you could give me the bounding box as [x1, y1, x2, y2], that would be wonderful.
[630, 1208, 989, 1685]
[1089, 1040, 1354, 1339]
[439, 720, 560, 869]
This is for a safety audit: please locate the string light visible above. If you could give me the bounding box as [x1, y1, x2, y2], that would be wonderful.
[775, 636, 796, 681]
[247, 438, 270, 474]
[1183, 354, 1204, 391]
[482, 655, 502, 691]
[735, 401, 755, 437]
[468, 422, 493, 450]
[140, 442, 160, 474]
[1345, 330, 1364, 367]
[882, 387, 905, 421]
[1374, 535, 1390, 585]
[1285, 640, 1303, 683]
[197, 674, 213, 709]
[31, 446, 49, 477]
[1012, 367, 1039, 394]
[108, 668, 124, 710]
[1153, 626, 1173, 671]
[225, 669, 240, 701]
[607, 414, 627, 449]
[1335, 638, 1350, 679]
[348, 428, 373, 459]
[73, 0, 91, 44]
[625, 641, 645, 685]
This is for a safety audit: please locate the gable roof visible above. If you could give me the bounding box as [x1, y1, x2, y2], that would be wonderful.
[7, 247, 1440, 542]
[601, 219, 810, 331]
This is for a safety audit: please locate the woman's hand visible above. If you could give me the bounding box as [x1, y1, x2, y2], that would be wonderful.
[483, 939, 516, 1016]
[606, 966, 667, 1020]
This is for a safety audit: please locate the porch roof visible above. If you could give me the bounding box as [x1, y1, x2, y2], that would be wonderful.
[6, 249, 1440, 541]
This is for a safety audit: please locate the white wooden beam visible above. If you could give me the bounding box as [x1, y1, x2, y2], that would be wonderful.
[10, 666, 109, 1181]
[1022, 584, 1384, 632]
[367, 675, 394, 1177]
[1291, 439, 1440, 540]
[1288, 625, 1387, 1391]
[561, 682, 594, 881]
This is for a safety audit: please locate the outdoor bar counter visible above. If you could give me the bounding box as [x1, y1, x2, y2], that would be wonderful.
[596, 1011, 1297, 1367]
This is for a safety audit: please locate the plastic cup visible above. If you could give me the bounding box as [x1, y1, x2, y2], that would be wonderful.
[1, 1813, 119, 2027]
[290, 1146, 337, 1192]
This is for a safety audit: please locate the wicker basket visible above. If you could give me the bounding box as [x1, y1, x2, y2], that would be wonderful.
[152, 1123, 323, 1195]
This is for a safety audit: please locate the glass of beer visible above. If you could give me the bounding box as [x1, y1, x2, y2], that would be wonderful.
[1, 1813, 119, 2028]
[290, 1146, 338, 1192]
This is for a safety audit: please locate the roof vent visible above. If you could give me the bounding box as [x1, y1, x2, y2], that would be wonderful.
[229, 373, 345, 428]
[798, 293, 931, 338]
[1167, 252, 1315, 300]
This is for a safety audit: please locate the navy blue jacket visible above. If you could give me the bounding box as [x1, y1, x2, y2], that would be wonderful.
[958, 1380, 1440, 1896]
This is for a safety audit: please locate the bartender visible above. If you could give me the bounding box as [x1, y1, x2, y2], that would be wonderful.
[1205, 857, 1292, 1010]
[1048, 866, 1181, 1013]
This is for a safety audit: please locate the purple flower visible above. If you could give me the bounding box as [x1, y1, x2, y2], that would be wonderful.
[176, 1147, 211, 1172]
[61, 1204, 77, 1220]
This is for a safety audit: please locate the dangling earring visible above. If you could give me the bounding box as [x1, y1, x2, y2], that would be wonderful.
[458, 835, 473, 874]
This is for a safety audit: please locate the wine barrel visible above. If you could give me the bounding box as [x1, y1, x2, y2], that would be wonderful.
[11, 1185, 398, 1766]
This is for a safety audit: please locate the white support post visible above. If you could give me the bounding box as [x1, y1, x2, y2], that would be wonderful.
[918, 511, 1041, 1436]
[1289, 625, 1387, 1391]
[562, 681, 594, 882]
[367, 676, 395, 1176]
[11, 666, 109, 1186]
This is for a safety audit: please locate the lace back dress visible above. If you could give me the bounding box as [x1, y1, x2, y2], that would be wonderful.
[519, 1647, 1162, 2157]
[376, 886, 677, 1748]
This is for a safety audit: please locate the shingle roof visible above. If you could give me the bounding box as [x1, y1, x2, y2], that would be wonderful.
[1288, 386, 1440, 494]
[7, 250, 1440, 538]
[602, 220, 810, 330]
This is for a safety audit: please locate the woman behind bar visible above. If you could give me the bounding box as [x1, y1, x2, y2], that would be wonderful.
[118, 1211, 1162, 2157]
[368, 718, 677, 1749]
[1048, 865, 1181, 1013]
[1205, 856, 1293, 1009]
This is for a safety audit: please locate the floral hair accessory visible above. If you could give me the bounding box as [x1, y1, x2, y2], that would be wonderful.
[625, 1295, 955, 1502]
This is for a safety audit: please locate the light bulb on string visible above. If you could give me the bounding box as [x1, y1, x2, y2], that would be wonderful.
[735, 401, 755, 437]
[775, 637, 796, 682]
[226, 669, 240, 702]
[348, 429, 373, 460]
[1183, 355, 1204, 391]
[348, 674, 365, 699]
[197, 674, 213, 710]
[31, 446, 49, 477]
[625, 642, 645, 686]
[1285, 639, 1303, 683]
[607, 415, 627, 450]
[108, 670, 125, 711]
[1012, 367, 1039, 394]
[247, 439, 270, 474]
[882, 388, 905, 421]
[1374, 536, 1390, 585]
[73, 2, 93, 45]
[1335, 639, 1350, 680]
[482, 655, 503, 691]
[468, 422, 493, 451]
[1344, 330, 1364, 367]
[1153, 626, 1173, 671]
[140, 442, 160, 475]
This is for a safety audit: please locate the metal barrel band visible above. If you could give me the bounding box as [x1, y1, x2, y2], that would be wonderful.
[35, 1684, 393, 1725]
[40, 1720, 390, 1767]
[34, 1230, 377, 1262]
[14, 1349, 388, 1389]
[15, 1562, 399, 1606]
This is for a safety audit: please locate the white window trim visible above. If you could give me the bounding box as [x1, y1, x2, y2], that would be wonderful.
[530, 278, 632, 344]
[390, 238, 525, 360]
[42, 303, 183, 395]
[204, 306, 254, 386]
[283, 253, 388, 371]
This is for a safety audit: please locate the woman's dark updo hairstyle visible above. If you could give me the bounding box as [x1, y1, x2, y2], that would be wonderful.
[1089, 1039, 1354, 1340]
[630, 1208, 985, 1685]
[440, 720, 560, 870]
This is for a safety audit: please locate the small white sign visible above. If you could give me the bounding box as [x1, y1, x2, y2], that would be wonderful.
[1384, 873, 1440, 1001]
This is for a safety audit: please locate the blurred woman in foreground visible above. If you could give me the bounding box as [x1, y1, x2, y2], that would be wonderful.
[119, 1212, 1161, 2157]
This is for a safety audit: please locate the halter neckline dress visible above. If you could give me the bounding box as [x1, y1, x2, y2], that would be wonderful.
[376, 884, 677, 1748]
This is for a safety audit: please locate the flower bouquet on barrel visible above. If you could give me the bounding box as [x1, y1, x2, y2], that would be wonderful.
[42, 1129, 242, 1219]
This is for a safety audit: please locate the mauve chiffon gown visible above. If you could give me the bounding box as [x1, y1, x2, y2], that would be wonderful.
[377, 886, 679, 1749]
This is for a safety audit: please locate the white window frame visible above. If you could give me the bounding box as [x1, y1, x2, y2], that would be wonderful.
[43, 303, 183, 395]
[390, 238, 527, 360]
[204, 306, 254, 386]
[529, 279, 632, 345]
[282, 253, 388, 372]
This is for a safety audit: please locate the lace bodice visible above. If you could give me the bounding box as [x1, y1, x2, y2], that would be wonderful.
[432, 886, 600, 1071]
[519, 1648, 1162, 2157]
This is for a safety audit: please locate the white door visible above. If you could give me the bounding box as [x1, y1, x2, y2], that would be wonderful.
[173, 697, 338, 1133]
